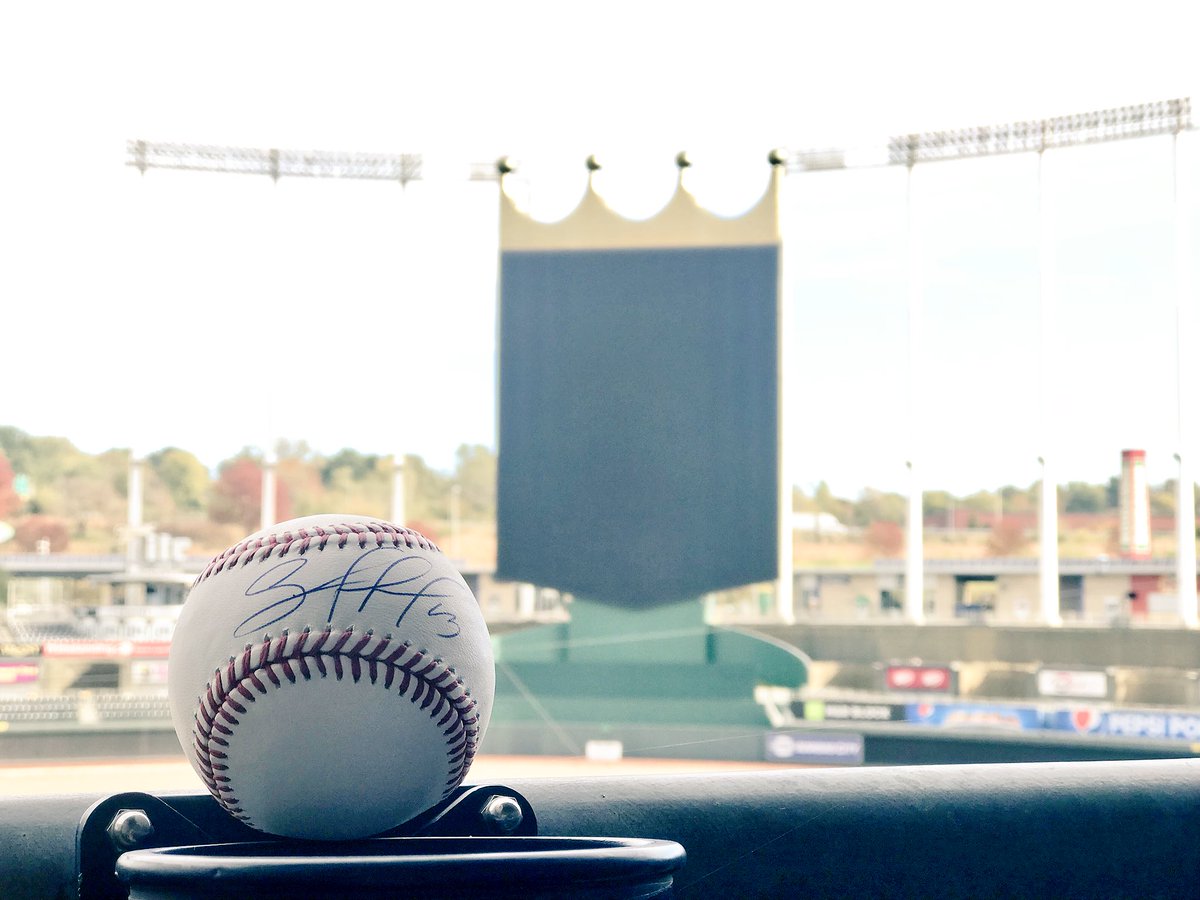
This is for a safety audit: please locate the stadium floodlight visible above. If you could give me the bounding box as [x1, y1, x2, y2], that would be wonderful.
[887, 98, 1191, 166]
[785, 148, 849, 172]
[126, 140, 425, 184]
[131, 98, 1192, 185]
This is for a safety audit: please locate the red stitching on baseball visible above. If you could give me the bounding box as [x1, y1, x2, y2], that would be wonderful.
[192, 625, 479, 831]
[195, 522, 440, 585]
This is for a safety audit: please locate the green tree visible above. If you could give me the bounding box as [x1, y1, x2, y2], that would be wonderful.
[853, 488, 907, 525]
[1062, 481, 1107, 513]
[0, 432, 88, 513]
[453, 444, 496, 520]
[404, 455, 452, 523]
[962, 490, 999, 514]
[792, 486, 817, 513]
[274, 438, 313, 463]
[810, 481, 853, 525]
[320, 448, 379, 486]
[277, 456, 325, 518]
[321, 461, 388, 518]
[147, 447, 210, 512]
[1150, 481, 1176, 518]
[999, 484, 1036, 514]
[924, 490, 954, 526]
[0, 427, 37, 474]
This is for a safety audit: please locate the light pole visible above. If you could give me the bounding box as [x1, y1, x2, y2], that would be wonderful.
[905, 162, 925, 624]
[392, 454, 407, 527]
[1175, 129, 1199, 627]
[1037, 147, 1062, 626]
[260, 448, 277, 532]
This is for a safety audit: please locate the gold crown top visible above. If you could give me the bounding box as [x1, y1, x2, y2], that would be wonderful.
[500, 165, 781, 252]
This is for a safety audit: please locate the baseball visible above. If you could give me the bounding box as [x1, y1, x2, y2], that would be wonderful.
[167, 514, 494, 840]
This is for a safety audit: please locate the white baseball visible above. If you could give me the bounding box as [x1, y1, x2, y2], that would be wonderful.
[168, 514, 494, 840]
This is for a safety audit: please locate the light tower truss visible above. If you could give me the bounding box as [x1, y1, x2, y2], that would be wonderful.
[125, 140, 500, 184]
[789, 98, 1191, 172]
[128, 98, 1190, 184]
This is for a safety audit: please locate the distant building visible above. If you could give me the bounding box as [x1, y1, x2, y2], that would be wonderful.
[792, 512, 850, 536]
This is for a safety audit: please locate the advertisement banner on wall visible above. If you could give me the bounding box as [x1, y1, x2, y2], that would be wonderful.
[907, 703, 1044, 731]
[1037, 669, 1109, 699]
[42, 641, 171, 658]
[0, 643, 42, 658]
[795, 701, 906, 722]
[0, 662, 39, 685]
[886, 665, 955, 693]
[1051, 708, 1200, 741]
[765, 731, 865, 765]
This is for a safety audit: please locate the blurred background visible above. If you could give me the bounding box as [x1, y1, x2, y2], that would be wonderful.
[1, 1, 1199, 789]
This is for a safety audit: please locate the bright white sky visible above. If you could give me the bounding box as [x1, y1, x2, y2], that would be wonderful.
[1, 1, 1198, 497]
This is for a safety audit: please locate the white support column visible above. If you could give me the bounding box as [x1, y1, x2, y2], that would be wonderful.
[260, 456, 277, 531]
[1038, 150, 1061, 626]
[125, 454, 146, 605]
[906, 461, 924, 622]
[905, 164, 925, 624]
[1038, 455, 1060, 625]
[517, 583, 537, 619]
[449, 483, 462, 560]
[774, 160, 795, 624]
[127, 456, 144, 534]
[1175, 131, 1198, 627]
[392, 454, 407, 526]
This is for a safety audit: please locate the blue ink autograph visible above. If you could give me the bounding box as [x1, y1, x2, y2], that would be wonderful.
[234, 548, 462, 639]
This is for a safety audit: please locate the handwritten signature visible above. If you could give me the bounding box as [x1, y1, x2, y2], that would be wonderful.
[234, 548, 463, 639]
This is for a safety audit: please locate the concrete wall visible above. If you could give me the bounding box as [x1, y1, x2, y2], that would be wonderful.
[749, 622, 1200, 670]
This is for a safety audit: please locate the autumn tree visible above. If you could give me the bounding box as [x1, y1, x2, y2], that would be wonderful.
[865, 520, 904, 557]
[14, 515, 70, 551]
[988, 519, 1028, 556]
[0, 453, 20, 519]
[210, 457, 292, 530]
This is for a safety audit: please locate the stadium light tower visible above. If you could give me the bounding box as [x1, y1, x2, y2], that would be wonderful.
[1037, 148, 1062, 626]
[130, 100, 1194, 626]
[905, 163, 925, 624]
[126, 140, 503, 185]
[1175, 130, 1199, 627]
[873, 99, 1191, 627]
[128, 141, 498, 538]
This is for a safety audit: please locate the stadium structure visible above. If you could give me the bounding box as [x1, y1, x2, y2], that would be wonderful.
[1, 98, 1199, 768]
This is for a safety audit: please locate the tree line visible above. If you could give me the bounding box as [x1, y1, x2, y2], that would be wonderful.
[1, 424, 1194, 556]
[0, 426, 495, 554]
[795, 478, 1190, 528]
